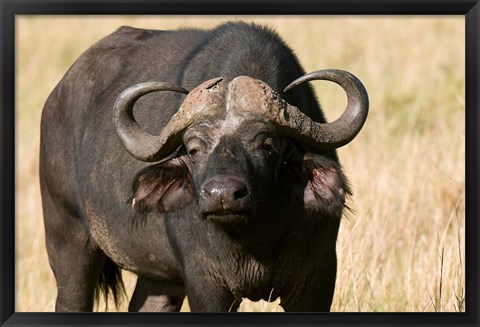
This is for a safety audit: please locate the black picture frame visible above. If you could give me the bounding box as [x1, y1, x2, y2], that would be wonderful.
[1, 1, 479, 326]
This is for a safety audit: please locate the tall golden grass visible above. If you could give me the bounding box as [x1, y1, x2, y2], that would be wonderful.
[16, 16, 465, 312]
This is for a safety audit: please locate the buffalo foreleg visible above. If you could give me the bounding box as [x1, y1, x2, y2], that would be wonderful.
[183, 270, 240, 312]
[128, 277, 185, 312]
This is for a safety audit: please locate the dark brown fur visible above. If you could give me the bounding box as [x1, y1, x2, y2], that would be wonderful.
[41, 22, 350, 312]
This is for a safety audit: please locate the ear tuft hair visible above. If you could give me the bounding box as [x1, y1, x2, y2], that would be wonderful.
[289, 153, 351, 220]
[131, 158, 195, 214]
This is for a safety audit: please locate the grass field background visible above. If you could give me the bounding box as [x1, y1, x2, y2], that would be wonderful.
[16, 16, 465, 312]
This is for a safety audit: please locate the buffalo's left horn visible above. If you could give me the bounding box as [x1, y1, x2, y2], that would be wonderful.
[283, 69, 369, 149]
[114, 78, 226, 162]
[113, 82, 189, 162]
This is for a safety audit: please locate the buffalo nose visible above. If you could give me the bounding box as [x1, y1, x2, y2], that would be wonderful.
[201, 176, 249, 210]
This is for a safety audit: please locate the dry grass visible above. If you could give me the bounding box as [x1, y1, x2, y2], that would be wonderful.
[16, 16, 465, 312]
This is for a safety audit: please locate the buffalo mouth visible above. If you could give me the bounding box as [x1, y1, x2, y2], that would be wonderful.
[204, 210, 252, 224]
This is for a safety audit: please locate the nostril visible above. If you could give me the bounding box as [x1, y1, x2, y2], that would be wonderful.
[202, 181, 216, 197]
[233, 183, 249, 200]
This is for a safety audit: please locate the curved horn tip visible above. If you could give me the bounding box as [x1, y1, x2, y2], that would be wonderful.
[280, 69, 368, 149]
[113, 81, 191, 162]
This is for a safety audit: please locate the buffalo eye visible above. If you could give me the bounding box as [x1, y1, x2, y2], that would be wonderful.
[185, 137, 206, 159]
[253, 133, 278, 153]
[261, 139, 274, 152]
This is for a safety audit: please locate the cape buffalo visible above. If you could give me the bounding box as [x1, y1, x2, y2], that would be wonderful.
[40, 22, 368, 312]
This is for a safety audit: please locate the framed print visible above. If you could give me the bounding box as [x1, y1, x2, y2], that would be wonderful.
[1, 1, 479, 326]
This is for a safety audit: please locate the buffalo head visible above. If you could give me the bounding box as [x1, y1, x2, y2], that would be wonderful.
[113, 70, 368, 225]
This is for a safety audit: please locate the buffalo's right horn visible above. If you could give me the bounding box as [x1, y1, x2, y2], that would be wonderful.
[282, 69, 369, 149]
[227, 71, 368, 150]
[113, 78, 226, 162]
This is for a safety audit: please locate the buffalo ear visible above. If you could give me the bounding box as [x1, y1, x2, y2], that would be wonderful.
[131, 157, 195, 214]
[290, 153, 350, 218]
